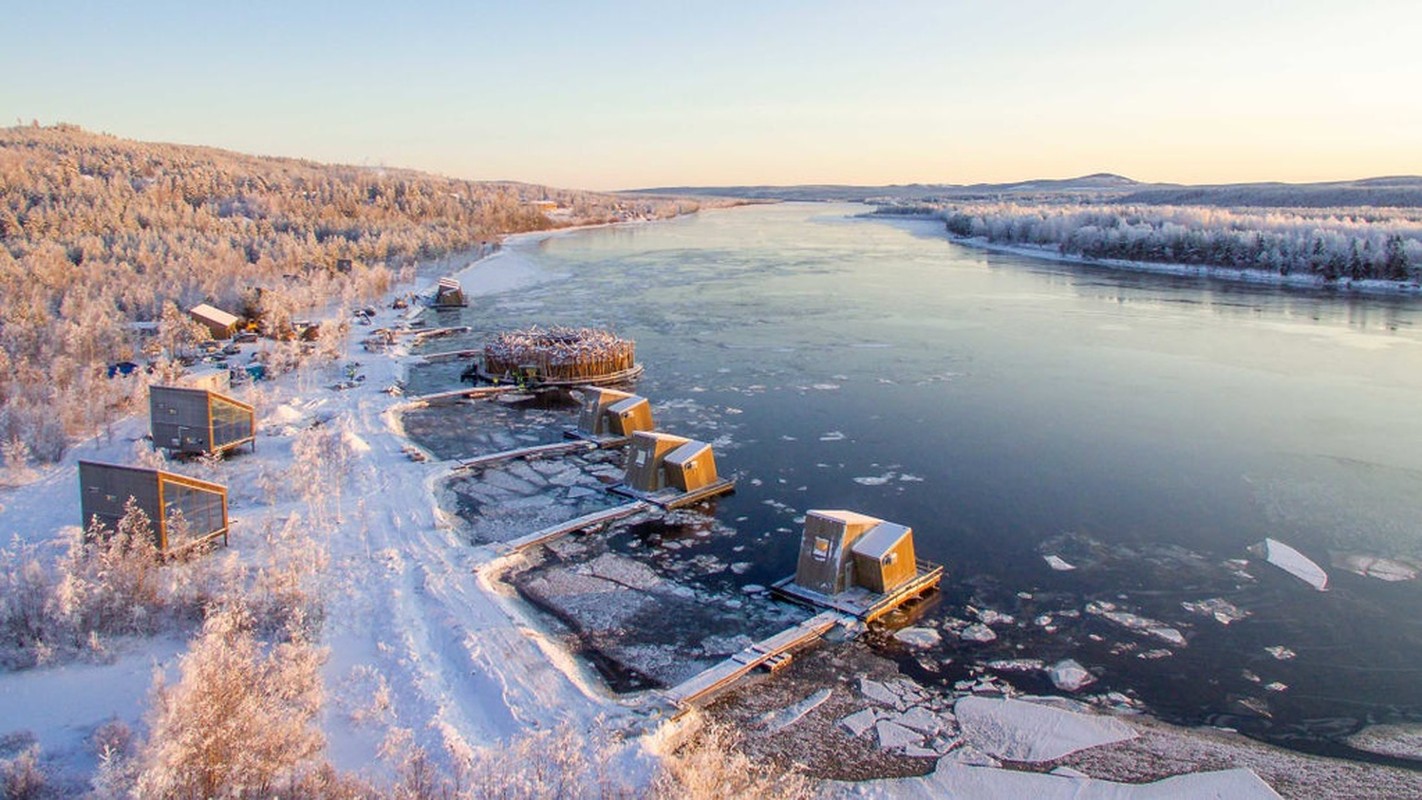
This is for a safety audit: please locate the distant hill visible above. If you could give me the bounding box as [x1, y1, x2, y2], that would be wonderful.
[633, 173, 1422, 208]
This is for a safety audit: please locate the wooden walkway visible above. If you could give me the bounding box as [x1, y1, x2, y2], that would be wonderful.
[453, 440, 598, 471]
[501, 501, 649, 554]
[404, 385, 521, 405]
[419, 348, 482, 363]
[663, 610, 850, 708]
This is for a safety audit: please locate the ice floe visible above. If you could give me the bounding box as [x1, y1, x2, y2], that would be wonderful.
[1085, 601, 1187, 647]
[954, 696, 1136, 762]
[893, 627, 942, 648]
[1180, 597, 1249, 625]
[1250, 538, 1328, 591]
[1047, 659, 1096, 692]
[1330, 553, 1418, 582]
[1043, 554, 1077, 571]
[960, 623, 998, 643]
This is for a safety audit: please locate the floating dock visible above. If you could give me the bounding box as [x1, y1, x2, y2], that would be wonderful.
[403, 384, 523, 405]
[500, 501, 650, 554]
[663, 610, 851, 708]
[609, 478, 736, 510]
[771, 559, 944, 623]
[419, 348, 483, 363]
[453, 440, 599, 471]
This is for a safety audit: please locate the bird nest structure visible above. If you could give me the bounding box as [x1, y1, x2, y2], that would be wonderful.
[482, 326, 638, 384]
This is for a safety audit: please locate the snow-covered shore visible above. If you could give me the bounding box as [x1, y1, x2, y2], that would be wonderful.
[3, 218, 1420, 796]
[945, 235, 1422, 296]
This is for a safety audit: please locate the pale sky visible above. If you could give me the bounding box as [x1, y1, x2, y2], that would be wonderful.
[6, 1, 1421, 190]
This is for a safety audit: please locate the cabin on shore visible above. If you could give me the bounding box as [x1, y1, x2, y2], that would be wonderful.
[78, 461, 230, 555]
[188, 303, 240, 339]
[149, 385, 256, 456]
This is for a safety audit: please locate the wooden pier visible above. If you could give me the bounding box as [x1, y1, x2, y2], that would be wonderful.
[771, 559, 944, 623]
[403, 385, 522, 405]
[609, 478, 736, 510]
[419, 348, 482, 363]
[453, 440, 598, 471]
[663, 610, 851, 708]
[500, 501, 650, 554]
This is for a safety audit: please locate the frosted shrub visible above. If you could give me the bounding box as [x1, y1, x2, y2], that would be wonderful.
[135, 603, 326, 799]
[1, 436, 34, 484]
[649, 712, 812, 800]
[0, 742, 46, 800]
[56, 502, 163, 639]
[0, 538, 55, 669]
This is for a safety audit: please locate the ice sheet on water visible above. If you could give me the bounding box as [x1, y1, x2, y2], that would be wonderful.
[1180, 597, 1249, 625]
[1330, 552, 1419, 582]
[755, 687, 833, 732]
[893, 627, 942, 648]
[840, 708, 881, 738]
[1250, 538, 1328, 590]
[954, 696, 1136, 763]
[1047, 659, 1096, 692]
[1085, 601, 1187, 647]
[1043, 555, 1077, 571]
[960, 623, 997, 643]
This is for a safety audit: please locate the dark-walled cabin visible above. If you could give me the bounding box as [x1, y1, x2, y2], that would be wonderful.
[78, 461, 230, 555]
[149, 385, 256, 456]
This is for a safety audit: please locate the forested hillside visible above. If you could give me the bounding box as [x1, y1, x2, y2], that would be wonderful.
[0, 124, 702, 461]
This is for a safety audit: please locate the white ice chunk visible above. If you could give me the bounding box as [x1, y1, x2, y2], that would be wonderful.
[954, 696, 1136, 763]
[960, 623, 997, 643]
[840, 708, 881, 738]
[859, 678, 901, 707]
[1264, 645, 1296, 661]
[1331, 553, 1418, 582]
[1252, 538, 1328, 591]
[893, 627, 942, 649]
[1043, 555, 1077, 571]
[756, 687, 832, 732]
[1180, 597, 1249, 625]
[823, 763, 1281, 800]
[876, 719, 923, 751]
[1047, 659, 1096, 692]
[894, 706, 948, 735]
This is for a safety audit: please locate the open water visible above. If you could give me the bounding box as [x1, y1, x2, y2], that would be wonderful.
[405, 202, 1422, 763]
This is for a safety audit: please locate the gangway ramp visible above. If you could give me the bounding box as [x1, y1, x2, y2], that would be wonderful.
[663, 610, 850, 708]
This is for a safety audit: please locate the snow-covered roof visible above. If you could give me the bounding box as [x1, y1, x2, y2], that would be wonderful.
[808, 509, 883, 530]
[851, 521, 912, 560]
[189, 303, 239, 327]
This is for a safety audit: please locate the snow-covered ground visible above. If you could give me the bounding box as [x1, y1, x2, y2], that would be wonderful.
[1, 223, 1416, 796]
[947, 236, 1422, 296]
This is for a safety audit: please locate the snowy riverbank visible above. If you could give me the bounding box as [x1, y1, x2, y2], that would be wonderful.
[3, 217, 1420, 796]
[945, 235, 1422, 296]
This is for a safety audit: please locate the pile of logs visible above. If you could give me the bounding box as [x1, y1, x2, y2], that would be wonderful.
[483, 326, 636, 381]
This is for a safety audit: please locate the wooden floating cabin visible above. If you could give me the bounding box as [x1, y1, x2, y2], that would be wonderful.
[610, 431, 734, 509]
[566, 387, 655, 445]
[188, 303, 240, 340]
[771, 509, 942, 622]
[432, 277, 467, 308]
[78, 461, 230, 555]
[150, 385, 256, 456]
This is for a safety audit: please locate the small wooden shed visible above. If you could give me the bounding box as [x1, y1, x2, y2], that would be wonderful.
[849, 520, 918, 594]
[577, 387, 636, 437]
[149, 385, 256, 456]
[663, 440, 719, 492]
[188, 303, 240, 339]
[623, 431, 691, 493]
[78, 461, 230, 554]
[793, 510, 883, 595]
[433, 277, 467, 308]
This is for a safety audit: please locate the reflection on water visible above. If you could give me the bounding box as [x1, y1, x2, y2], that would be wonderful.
[407, 203, 1422, 763]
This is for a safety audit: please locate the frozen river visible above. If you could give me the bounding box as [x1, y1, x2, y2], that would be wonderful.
[406, 202, 1422, 763]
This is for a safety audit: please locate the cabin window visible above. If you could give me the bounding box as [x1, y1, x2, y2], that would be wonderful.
[685, 459, 697, 471]
[883, 552, 897, 566]
[813, 537, 830, 560]
[635, 451, 647, 466]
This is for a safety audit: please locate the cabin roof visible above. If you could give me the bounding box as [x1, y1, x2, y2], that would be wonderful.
[189, 303, 239, 327]
[850, 521, 912, 560]
[807, 509, 884, 530]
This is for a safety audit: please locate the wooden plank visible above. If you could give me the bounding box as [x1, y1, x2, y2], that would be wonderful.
[406, 385, 519, 404]
[502, 501, 648, 553]
[454, 440, 597, 471]
[419, 348, 482, 363]
[664, 611, 846, 707]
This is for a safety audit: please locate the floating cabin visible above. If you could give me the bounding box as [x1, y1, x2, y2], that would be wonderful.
[188, 303, 240, 340]
[149, 385, 256, 456]
[611, 431, 734, 508]
[432, 277, 467, 308]
[78, 461, 230, 555]
[771, 509, 943, 622]
[567, 387, 655, 445]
